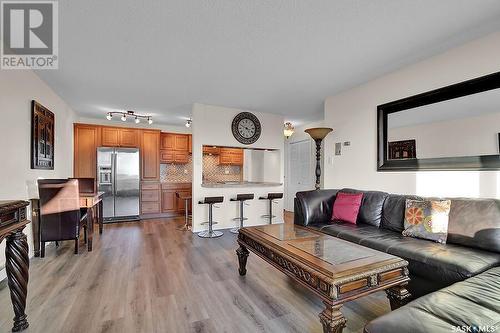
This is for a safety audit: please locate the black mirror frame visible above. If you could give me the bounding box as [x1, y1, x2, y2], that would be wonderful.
[377, 71, 500, 171]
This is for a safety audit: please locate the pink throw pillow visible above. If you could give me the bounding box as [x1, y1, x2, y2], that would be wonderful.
[332, 192, 363, 224]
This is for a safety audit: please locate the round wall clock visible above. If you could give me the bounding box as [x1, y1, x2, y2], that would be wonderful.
[231, 112, 262, 144]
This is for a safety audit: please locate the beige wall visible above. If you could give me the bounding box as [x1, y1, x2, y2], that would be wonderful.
[0, 70, 77, 280]
[323, 30, 500, 198]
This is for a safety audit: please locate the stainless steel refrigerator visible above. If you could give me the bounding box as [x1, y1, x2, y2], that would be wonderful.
[97, 147, 140, 222]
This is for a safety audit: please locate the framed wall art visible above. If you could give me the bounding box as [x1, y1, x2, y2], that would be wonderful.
[388, 139, 416, 160]
[31, 100, 55, 170]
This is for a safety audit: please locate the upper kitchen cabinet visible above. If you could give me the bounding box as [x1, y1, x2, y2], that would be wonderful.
[174, 134, 189, 151]
[161, 133, 190, 151]
[160, 133, 175, 150]
[119, 128, 139, 147]
[160, 133, 191, 164]
[203, 146, 220, 155]
[101, 126, 138, 147]
[188, 134, 192, 153]
[74, 123, 100, 178]
[218, 148, 243, 166]
[141, 130, 160, 180]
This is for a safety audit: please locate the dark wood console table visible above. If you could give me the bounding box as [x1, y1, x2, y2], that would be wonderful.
[0, 200, 30, 332]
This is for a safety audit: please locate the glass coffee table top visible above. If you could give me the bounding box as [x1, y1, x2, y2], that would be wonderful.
[249, 223, 393, 267]
[289, 237, 374, 266]
[254, 223, 319, 241]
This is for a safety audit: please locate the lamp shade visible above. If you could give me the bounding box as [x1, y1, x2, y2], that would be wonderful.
[304, 127, 333, 140]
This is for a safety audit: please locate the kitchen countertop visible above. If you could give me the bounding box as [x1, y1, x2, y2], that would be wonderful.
[202, 181, 283, 188]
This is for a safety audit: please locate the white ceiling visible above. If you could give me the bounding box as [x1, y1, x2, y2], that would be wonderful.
[35, 0, 500, 126]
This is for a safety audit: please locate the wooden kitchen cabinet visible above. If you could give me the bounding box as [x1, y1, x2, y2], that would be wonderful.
[161, 133, 189, 151]
[160, 132, 190, 164]
[101, 127, 120, 146]
[141, 181, 161, 214]
[101, 127, 138, 147]
[218, 148, 243, 166]
[74, 124, 100, 178]
[141, 130, 160, 180]
[161, 183, 192, 214]
[161, 190, 176, 213]
[188, 134, 192, 153]
[203, 146, 220, 155]
[119, 128, 139, 147]
[174, 134, 189, 151]
[174, 151, 189, 164]
[160, 133, 175, 150]
[160, 151, 174, 164]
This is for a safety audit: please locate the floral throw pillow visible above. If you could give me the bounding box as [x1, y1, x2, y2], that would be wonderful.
[402, 199, 451, 244]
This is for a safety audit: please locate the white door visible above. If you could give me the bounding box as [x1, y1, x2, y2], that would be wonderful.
[285, 140, 314, 211]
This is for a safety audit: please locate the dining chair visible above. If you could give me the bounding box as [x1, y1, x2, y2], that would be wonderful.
[37, 179, 88, 257]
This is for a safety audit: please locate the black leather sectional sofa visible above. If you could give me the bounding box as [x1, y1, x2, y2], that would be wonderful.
[294, 188, 500, 331]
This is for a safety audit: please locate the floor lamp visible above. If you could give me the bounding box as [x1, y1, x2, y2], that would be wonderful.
[304, 127, 333, 190]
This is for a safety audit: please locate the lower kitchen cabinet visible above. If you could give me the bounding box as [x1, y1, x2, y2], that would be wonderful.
[161, 183, 192, 214]
[140, 181, 161, 215]
[161, 190, 176, 213]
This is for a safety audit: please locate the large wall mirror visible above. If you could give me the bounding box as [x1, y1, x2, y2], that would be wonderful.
[378, 71, 500, 171]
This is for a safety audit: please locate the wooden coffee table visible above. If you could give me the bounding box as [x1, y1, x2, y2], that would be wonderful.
[236, 224, 410, 333]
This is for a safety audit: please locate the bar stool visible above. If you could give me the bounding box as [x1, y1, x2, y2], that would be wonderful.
[259, 192, 283, 224]
[198, 196, 224, 238]
[176, 192, 192, 231]
[230, 193, 254, 234]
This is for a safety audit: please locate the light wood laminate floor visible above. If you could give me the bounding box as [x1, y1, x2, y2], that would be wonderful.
[0, 217, 391, 333]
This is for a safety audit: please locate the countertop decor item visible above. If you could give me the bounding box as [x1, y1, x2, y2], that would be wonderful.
[231, 112, 261, 144]
[305, 127, 333, 190]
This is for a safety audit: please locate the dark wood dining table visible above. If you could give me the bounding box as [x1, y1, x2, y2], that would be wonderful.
[30, 191, 104, 256]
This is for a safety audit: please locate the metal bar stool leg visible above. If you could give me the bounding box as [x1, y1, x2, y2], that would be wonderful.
[230, 201, 245, 234]
[268, 199, 273, 224]
[177, 196, 192, 231]
[198, 202, 223, 238]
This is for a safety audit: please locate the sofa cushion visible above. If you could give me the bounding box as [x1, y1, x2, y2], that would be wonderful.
[446, 198, 500, 253]
[312, 221, 397, 245]
[332, 192, 363, 224]
[364, 267, 500, 333]
[387, 238, 500, 285]
[402, 199, 451, 244]
[294, 189, 339, 226]
[381, 194, 423, 232]
[340, 188, 389, 227]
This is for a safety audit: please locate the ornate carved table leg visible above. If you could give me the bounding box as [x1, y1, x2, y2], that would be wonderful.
[236, 245, 249, 276]
[386, 284, 411, 310]
[319, 301, 346, 333]
[5, 229, 29, 332]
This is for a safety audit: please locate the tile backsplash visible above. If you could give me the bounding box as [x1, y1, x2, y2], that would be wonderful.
[203, 155, 242, 182]
[160, 155, 192, 182]
[160, 154, 242, 183]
